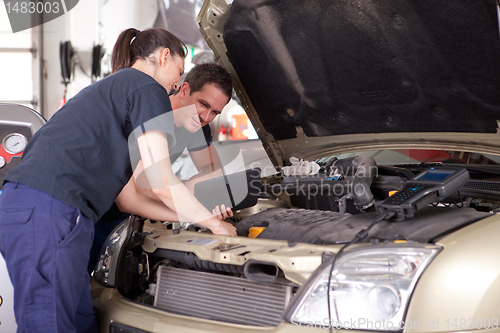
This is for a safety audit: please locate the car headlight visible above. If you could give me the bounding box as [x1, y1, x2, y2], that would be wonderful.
[284, 244, 441, 331]
[93, 220, 129, 287]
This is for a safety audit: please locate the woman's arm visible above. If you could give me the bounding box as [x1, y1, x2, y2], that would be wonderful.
[131, 161, 232, 222]
[115, 176, 179, 222]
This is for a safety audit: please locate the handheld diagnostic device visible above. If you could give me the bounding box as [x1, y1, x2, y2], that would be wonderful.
[376, 167, 470, 221]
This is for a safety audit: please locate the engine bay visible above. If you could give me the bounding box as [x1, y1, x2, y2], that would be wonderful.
[98, 155, 500, 327]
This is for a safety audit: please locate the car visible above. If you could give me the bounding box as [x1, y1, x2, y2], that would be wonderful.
[94, 0, 500, 332]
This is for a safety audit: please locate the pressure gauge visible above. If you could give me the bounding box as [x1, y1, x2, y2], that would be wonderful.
[2, 133, 28, 154]
[0, 156, 5, 168]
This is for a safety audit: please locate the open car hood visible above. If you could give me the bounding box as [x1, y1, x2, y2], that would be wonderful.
[198, 0, 500, 166]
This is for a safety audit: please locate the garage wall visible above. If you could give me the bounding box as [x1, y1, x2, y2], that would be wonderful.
[42, 0, 158, 119]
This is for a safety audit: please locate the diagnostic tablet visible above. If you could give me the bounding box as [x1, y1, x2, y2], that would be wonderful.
[376, 167, 469, 221]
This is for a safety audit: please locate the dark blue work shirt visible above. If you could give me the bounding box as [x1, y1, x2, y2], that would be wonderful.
[5, 68, 175, 222]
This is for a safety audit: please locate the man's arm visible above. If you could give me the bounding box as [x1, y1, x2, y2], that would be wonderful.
[135, 130, 236, 235]
[190, 144, 222, 173]
[184, 144, 224, 192]
[130, 156, 233, 220]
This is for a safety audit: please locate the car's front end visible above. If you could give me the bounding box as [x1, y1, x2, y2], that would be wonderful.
[93, 205, 500, 333]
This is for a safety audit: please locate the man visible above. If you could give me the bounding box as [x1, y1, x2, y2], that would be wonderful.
[90, 63, 235, 270]
[163, 62, 233, 197]
[119, 62, 234, 218]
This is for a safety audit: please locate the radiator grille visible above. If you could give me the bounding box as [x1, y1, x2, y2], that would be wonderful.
[463, 180, 500, 192]
[154, 266, 291, 327]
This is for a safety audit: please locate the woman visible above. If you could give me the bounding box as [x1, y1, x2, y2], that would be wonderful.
[0, 28, 236, 333]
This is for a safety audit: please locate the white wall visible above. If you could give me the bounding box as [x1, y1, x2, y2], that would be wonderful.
[101, 0, 158, 66]
[43, 0, 158, 119]
[42, 0, 96, 118]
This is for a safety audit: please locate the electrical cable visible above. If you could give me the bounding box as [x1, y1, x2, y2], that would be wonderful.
[59, 41, 74, 104]
[431, 190, 464, 208]
[453, 190, 464, 208]
[60, 41, 74, 87]
[91, 44, 105, 82]
[326, 211, 395, 333]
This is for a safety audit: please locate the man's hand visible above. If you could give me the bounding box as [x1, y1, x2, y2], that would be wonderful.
[212, 204, 233, 221]
[196, 214, 236, 236]
[209, 219, 237, 236]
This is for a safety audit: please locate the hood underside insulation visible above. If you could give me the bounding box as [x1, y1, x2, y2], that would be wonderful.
[223, 0, 500, 140]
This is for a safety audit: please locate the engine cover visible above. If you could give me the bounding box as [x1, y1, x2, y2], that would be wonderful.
[236, 207, 491, 244]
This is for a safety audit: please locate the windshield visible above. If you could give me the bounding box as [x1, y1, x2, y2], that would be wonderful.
[174, 145, 500, 182]
[171, 139, 277, 181]
[318, 149, 500, 181]
[321, 149, 500, 167]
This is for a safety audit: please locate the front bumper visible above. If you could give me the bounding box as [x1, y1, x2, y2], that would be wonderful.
[94, 287, 500, 333]
[94, 287, 300, 333]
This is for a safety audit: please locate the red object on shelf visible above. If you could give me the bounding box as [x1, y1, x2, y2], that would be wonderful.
[217, 124, 230, 141]
[231, 114, 249, 140]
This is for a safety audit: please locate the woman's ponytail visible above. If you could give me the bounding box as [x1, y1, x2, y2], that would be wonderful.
[111, 28, 138, 73]
[111, 28, 186, 74]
